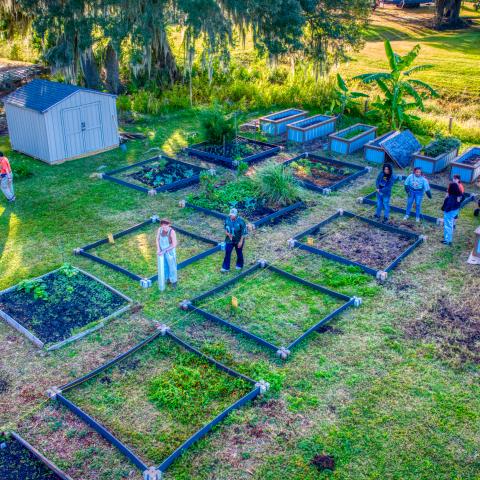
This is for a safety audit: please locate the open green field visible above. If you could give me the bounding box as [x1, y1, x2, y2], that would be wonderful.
[1, 6, 480, 480]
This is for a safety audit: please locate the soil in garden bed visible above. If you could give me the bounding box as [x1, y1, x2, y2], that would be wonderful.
[307, 217, 416, 270]
[289, 158, 357, 188]
[458, 154, 480, 166]
[0, 269, 128, 345]
[197, 270, 345, 346]
[0, 436, 62, 480]
[192, 137, 274, 160]
[93, 224, 217, 277]
[125, 158, 197, 188]
[64, 337, 252, 465]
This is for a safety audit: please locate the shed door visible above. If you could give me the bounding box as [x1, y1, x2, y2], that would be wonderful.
[61, 102, 104, 158]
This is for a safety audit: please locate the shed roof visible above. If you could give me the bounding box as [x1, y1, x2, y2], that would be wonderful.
[3, 79, 115, 113]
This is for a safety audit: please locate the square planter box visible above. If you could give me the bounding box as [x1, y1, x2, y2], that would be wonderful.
[328, 124, 377, 155]
[450, 146, 480, 183]
[259, 109, 308, 136]
[1, 431, 73, 480]
[364, 130, 397, 164]
[286, 114, 337, 143]
[102, 155, 205, 195]
[413, 142, 459, 174]
[185, 136, 280, 169]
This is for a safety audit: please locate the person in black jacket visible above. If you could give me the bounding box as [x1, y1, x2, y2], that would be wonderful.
[374, 163, 395, 223]
[441, 182, 463, 245]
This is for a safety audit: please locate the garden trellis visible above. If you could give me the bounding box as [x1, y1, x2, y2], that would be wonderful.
[181, 260, 361, 359]
[75, 215, 223, 288]
[47, 326, 268, 479]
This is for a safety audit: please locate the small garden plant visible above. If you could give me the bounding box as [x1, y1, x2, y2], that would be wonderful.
[126, 158, 196, 188]
[422, 135, 460, 157]
[289, 158, 356, 188]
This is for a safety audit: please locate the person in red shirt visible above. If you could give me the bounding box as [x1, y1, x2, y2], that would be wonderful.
[0, 152, 15, 202]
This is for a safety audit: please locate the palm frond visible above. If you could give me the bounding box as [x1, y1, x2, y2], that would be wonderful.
[407, 79, 439, 98]
[403, 64, 434, 76]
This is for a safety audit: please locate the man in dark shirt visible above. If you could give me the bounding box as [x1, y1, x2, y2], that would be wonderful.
[221, 208, 247, 272]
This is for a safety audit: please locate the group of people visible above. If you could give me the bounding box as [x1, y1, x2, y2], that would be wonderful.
[375, 163, 466, 245]
[0, 152, 15, 203]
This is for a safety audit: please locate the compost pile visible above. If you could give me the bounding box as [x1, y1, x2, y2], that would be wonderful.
[128, 159, 196, 188]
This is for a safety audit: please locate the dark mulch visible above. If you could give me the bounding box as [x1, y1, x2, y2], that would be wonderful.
[0, 436, 62, 480]
[0, 270, 128, 345]
[459, 154, 480, 166]
[127, 158, 197, 188]
[405, 296, 480, 365]
[311, 218, 416, 270]
[291, 158, 355, 188]
[192, 137, 273, 160]
[311, 454, 335, 471]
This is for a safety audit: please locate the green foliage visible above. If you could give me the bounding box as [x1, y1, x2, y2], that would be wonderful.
[116, 95, 131, 112]
[236, 161, 249, 176]
[422, 135, 461, 157]
[355, 40, 439, 129]
[200, 107, 235, 145]
[58, 263, 79, 278]
[16, 279, 49, 301]
[329, 74, 368, 116]
[12, 163, 33, 180]
[256, 162, 301, 207]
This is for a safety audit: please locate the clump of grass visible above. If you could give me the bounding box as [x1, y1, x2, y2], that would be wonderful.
[255, 162, 301, 208]
[200, 106, 236, 145]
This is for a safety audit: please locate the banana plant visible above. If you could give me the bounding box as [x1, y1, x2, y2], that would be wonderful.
[328, 73, 369, 117]
[355, 40, 439, 129]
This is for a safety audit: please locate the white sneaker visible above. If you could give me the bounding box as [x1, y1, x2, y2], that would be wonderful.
[416, 217, 420, 223]
[235, 266, 243, 270]
[221, 268, 229, 273]
[403, 215, 409, 221]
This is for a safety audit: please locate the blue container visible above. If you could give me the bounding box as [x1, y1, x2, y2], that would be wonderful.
[328, 124, 377, 155]
[364, 131, 397, 164]
[412, 141, 459, 174]
[450, 147, 480, 183]
[260, 109, 307, 136]
[286, 114, 336, 143]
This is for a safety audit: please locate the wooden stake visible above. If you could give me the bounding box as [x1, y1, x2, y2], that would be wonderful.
[107, 233, 115, 244]
[307, 236, 314, 246]
[231, 296, 239, 308]
[448, 117, 453, 133]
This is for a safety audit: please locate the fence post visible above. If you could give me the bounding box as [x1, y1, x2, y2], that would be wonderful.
[448, 116, 453, 133]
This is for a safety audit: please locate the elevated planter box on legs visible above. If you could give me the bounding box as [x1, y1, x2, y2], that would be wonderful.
[413, 142, 459, 174]
[450, 147, 480, 183]
[286, 114, 336, 143]
[328, 124, 377, 155]
[259, 109, 307, 136]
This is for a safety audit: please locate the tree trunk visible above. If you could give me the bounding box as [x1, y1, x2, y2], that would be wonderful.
[105, 42, 121, 94]
[150, 27, 180, 85]
[80, 46, 102, 89]
[435, 0, 462, 28]
[435, 0, 447, 28]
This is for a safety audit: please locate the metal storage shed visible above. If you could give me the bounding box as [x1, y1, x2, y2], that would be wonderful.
[3, 79, 119, 164]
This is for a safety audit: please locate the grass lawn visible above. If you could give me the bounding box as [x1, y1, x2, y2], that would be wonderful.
[1, 8, 480, 480]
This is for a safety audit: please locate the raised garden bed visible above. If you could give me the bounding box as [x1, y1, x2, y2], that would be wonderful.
[75, 216, 222, 288]
[328, 123, 377, 155]
[412, 138, 460, 174]
[182, 261, 359, 359]
[259, 109, 307, 136]
[361, 178, 476, 224]
[290, 210, 424, 281]
[184, 177, 304, 229]
[0, 431, 72, 480]
[283, 153, 369, 194]
[102, 155, 205, 195]
[451, 147, 480, 183]
[286, 114, 336, 143]
[47, 327, 266, 477]
[364, 130, 397, 164]
[0, 265, 132, 350]
[185, 136, 280, 169]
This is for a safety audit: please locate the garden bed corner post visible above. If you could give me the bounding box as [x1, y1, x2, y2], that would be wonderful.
[144, 467, 162, 480]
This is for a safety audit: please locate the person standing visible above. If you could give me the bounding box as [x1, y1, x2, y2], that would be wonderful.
[221, 208, 247, 272]
[403, 167, 432, 222]
[156, 219, 178, 289]
[441, 182, 463, 246]
[374, 163, 394, 223]
[0, 152, 15, 202]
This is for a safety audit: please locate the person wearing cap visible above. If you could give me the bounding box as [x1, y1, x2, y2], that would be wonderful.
[221, 208, 247, 272]
[0, 152, 15, 202]
[156, 219, 178, 288]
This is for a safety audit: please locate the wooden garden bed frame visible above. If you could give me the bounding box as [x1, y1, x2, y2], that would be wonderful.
[289, 210, 424, 281]
[101, 155, 205, 195]
[74, 215, 223, 288]
[181, 260, 360, 359]
[0, 268, 133, 351]
[47, 327, 267, 479]
[282, 153, 369, 195]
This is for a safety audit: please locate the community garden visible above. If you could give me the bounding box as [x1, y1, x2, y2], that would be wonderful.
[1, 2, 480, 480]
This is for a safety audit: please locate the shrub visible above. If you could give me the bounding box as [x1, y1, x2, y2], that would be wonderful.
[200, 107, 236, 145]
[256, 162, 301, 207]
[12, 163, 33, 180]
[116, 95, 131, 112]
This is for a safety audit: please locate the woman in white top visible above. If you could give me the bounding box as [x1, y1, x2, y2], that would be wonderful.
[156, 219, 178, 289]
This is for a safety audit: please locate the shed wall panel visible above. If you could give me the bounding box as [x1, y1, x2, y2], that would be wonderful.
[5, 104, 50, 161]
